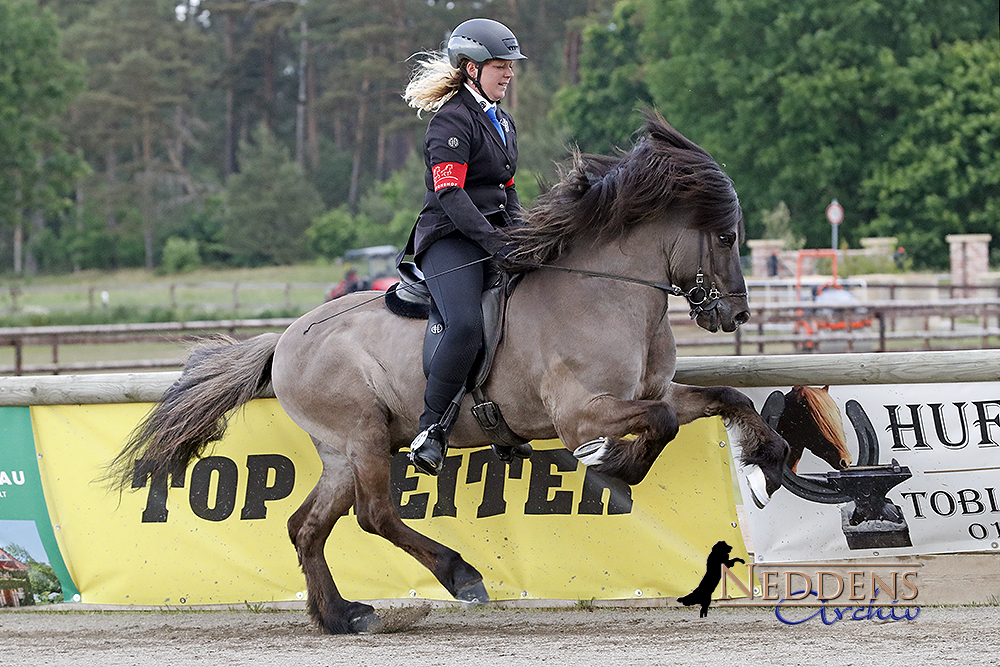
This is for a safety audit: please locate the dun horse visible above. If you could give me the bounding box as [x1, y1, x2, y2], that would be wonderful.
[107, 115, 789, 633]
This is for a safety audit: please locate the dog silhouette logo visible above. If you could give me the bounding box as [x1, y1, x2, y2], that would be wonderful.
[678, 540, 745, 617]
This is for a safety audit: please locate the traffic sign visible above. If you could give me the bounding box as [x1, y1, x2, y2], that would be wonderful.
[826, 199, 844, 226]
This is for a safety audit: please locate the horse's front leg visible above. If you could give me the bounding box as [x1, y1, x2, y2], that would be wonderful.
[561, 396, 680, 486]
[665, 383, 789, 506]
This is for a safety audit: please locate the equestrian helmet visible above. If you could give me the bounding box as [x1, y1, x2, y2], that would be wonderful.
[447, 18, 527, 69]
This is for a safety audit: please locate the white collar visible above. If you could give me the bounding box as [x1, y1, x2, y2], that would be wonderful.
[465, 83, 496, 113]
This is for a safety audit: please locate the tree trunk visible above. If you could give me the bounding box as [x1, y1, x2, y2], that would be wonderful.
[348, 74, 371, 208]
[307, 40, 318, 170]
[296, 19, 308, 169]
[224, 13, 236, 179]
[264, 36, 275, 131]
[142, 113, 155, 270]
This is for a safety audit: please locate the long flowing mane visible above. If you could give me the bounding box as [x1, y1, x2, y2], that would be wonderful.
[513, 112, 743, 264]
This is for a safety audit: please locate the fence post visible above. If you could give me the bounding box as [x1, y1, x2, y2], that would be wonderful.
[734, 326, 742, 356]
[88, 286, 95, 310]
[10, 286, 19, 313]
[52, 335, 59, 375]
[877, 312, 886, 352]
[170, 283, 177, 309]
[14, 338, 23, 376]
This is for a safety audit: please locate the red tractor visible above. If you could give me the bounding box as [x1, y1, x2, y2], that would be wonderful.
[325, 245, 400, 301]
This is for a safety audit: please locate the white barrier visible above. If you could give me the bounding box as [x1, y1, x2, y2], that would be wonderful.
[2, 350, 1000, 406]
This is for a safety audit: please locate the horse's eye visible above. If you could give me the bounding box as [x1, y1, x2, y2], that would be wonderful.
[718, 233, 736, 247]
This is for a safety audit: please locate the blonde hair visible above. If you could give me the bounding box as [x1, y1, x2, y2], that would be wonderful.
[403, 51, 466, 115]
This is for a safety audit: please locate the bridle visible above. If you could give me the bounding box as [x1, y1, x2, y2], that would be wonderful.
[526, 231, 747, 320]
[302, 232, 747, 334]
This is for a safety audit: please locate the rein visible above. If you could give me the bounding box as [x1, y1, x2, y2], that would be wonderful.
[302, 232, 746, 332]
[522, 231, 746, 319]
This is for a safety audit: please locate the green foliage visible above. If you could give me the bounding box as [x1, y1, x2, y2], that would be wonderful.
[760, 202, 805, 250]
[158, 236, 201, 274]
[308, 152, 423, 259]
[556, 0, 999, 268]
[221, 125, 324, 265]
[860, 40, 1000, 268]
[552, 1, 654, 154]
[0, 0, 85, 269]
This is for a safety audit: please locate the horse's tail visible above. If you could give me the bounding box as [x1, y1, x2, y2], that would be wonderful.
[103, 333, 280, 493]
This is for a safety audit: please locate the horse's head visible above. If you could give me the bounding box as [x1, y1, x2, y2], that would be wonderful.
[669, 224, 750, 333]
[780, 386, 852, 471]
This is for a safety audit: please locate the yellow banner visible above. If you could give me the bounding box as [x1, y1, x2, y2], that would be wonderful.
[30, 401, 747, 605]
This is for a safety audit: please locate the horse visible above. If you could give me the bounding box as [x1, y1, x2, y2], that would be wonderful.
[773, 386, 852, 472]
[105, 113, 790, 634]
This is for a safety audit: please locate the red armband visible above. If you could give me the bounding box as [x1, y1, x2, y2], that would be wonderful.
[432, 162, 468, 191]
[505, 178, 515, 188]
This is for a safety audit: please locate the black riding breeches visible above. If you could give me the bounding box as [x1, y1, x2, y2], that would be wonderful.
[417, 232, 490, 429]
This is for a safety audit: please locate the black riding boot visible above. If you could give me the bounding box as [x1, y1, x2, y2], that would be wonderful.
[409, 377, 465, 475]
[409, 423, 448, 475]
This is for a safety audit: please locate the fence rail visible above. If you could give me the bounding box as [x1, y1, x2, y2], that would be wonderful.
[2, 350, 998, 406]
[1, 281, 331, 316]
[4, 297, 1000, 375]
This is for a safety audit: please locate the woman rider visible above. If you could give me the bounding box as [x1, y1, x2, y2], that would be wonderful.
[400, 19, 526, 475]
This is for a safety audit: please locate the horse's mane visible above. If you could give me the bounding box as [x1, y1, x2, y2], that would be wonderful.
[793, 385, 847, 452]
[511, 111, 743, 264]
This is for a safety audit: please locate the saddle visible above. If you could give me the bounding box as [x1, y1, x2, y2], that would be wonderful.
[385, 261, 530, 459]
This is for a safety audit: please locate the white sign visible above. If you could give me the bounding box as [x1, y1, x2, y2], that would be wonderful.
[826, 200, 844, 225]
[731, 382, 1000, 562]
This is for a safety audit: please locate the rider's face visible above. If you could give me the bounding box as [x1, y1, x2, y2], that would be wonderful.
[467, 59, 514, 101]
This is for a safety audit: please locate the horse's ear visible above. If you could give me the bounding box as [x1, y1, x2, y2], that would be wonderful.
[822, 385, 830, 392]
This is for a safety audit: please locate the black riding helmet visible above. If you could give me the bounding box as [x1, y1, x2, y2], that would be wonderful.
[447, 18, 526, 102]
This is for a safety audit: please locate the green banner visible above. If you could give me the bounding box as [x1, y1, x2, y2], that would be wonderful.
[0, 406, 78, 604]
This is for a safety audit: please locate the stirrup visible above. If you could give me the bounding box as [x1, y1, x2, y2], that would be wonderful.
[491, 442, 533, 463]
[408, 424, 447, 476]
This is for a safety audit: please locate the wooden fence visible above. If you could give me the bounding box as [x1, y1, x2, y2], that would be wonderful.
[4, 296, 1000, 375]
[1, 281, 330, 316]
[2, 349, 999, 406]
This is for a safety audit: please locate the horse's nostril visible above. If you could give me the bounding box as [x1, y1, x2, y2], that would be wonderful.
[735, 310, 750, 326]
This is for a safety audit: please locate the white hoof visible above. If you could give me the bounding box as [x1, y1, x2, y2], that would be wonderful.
[744, 465, 770, 509]
[574, 437, 610, 467]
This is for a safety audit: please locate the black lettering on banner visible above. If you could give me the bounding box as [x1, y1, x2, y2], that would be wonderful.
[391, 453, 428, 520]
[467, 448, 510, 518]
[524, 449, 576, 515]
[885, 404, 931, 451]
[578, 467, 633, 515]
[133, 457, 186, 523]
[240, 454, 295, 520]
[927, 403, 969, 448]
[189, 456, 239, 521]
[432, 455, 463, 518]
[972, 401, 1000, 447]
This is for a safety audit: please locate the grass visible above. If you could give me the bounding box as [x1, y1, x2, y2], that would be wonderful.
[0, 261, 345, 327]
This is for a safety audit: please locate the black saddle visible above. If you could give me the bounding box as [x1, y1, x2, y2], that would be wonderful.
[386, 261, 529, 455]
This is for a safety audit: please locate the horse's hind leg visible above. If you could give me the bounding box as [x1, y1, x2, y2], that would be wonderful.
[350, 445, 488, 604]
[287, 440, 377, 634]
[665, 383, 789, 506]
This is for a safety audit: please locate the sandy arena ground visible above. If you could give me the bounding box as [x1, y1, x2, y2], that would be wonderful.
[2, 603, 998, 667]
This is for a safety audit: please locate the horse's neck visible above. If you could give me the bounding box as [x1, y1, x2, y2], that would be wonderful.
[559, 221, 676, 285]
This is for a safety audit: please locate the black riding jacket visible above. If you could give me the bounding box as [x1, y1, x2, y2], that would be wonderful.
[408, 86, 522, 258]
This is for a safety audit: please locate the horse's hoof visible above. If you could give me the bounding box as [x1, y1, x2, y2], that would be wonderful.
[349, 611, 382, 634]
[573, 437, 610, 466]
[744, 465, 770, 509]
[456, 580, 489, 607]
